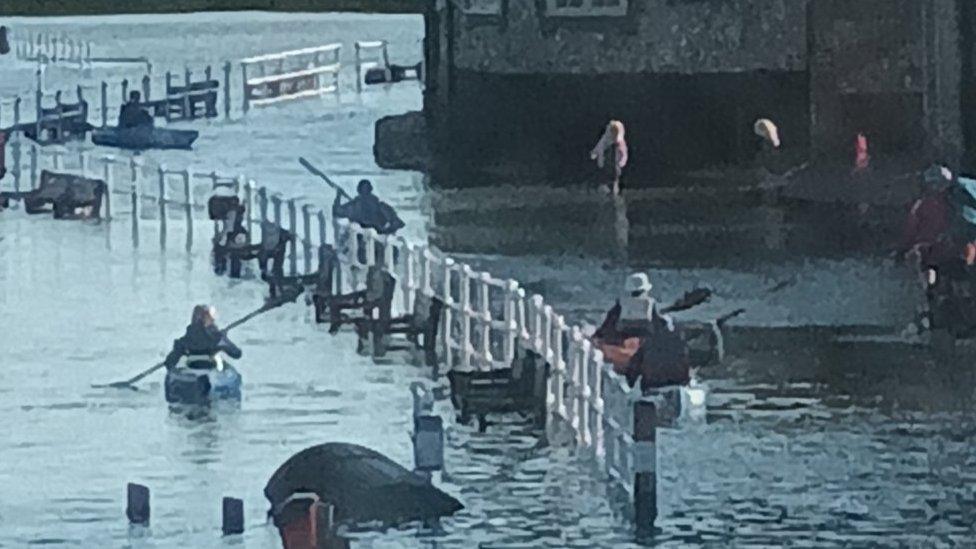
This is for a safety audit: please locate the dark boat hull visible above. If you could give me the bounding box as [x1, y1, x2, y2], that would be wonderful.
[92, 126, 199, 150]
[164, 364, 242, 405]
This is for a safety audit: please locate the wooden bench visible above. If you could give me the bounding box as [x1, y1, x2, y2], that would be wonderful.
[353, 290, 444, 367]
[1, 170, 105, 219]
[446, 350, 549, 432]
[323, 266, 395, 335]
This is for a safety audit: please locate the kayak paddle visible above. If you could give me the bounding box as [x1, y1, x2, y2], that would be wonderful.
[298, 157, 353, 201]
[91, 285, 304, 390]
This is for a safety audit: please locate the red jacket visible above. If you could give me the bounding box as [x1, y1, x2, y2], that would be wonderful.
[901, 191, 955, 264]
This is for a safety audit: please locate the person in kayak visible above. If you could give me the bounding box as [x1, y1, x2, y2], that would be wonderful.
[593, 272, 659, 342]
[622, 309, 691, 393]
[118, 91, 154, 129]
[332, 179, 405, 236]
[163, 305, 242, 370]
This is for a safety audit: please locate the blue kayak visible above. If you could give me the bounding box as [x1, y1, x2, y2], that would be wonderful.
[164, 364, 242, 405]
[92, 126, 199, 151]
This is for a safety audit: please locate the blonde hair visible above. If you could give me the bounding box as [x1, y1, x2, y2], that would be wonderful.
[609, 120, 625, 140]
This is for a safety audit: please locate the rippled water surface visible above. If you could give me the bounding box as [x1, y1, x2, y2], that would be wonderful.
[2, 12, 976, 549]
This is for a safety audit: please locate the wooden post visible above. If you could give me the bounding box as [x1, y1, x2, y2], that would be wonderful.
[402, 243, 415, 313]
[257, 187, 268, 224]
[102, 156, 114, 220]
[142, 74, 151, 101]
[157, 165, 167, 249]
[287, 199, 298, 276]
[317, 209, 327, 247]
[271, 195, 282, 227]
[458, 266, 472, 370]
[126, 483, 150, 525]
[13, 96, 21, 127]
[223, 61, 232, 119]
[240, 62, 250, 114]
[221, 497, 244, 535]
[354, 43, 362, 94]
[28, 144, 38, 189]
[634, 399, 658, 532]
[121, 78, 129, 103]
[183, 169, 193, 252]
[182, 67, 192, 119]
[100, 81, 108, 127]
[130, 158, 140, 247]
[478, 273, 492, 368]
[243, 178, 254, 244]
[302, 204, 313, 274]
[502, 280, 518, 365]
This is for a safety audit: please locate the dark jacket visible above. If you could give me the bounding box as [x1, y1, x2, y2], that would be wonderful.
[118, 102, 153, 129]
[164, 322, 242, 369]
[624, 320, 690, 392]
[333, 194, 405, 235]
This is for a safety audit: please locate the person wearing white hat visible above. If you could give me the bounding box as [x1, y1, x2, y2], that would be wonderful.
[615, 272, 658, 337]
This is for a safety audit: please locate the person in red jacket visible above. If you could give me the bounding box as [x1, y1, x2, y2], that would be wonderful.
[900, 165, 956, 272]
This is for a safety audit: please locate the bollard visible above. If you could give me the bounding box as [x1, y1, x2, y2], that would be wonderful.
[222, 497, 244, 535]
[410, 382, 444, 482]
[126, 483, 150, 525]
[633, 399, 658, 532]
[223, 61, 232, 119]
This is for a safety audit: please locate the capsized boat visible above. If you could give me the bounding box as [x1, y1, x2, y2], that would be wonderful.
[92, 126, 199, 151]
[164, 363, 242, 405]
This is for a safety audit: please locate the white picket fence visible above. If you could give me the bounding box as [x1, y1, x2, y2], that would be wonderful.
[1, 137, 706, 521]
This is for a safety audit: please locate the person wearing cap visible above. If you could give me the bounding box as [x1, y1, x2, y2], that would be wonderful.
[615, 272, 659, 338]
[332, 179, 405, 236]
[163, 305, 242, 371]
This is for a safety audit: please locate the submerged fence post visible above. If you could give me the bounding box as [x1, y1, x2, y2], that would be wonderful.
[142, 74, 151, 102]
[240, 62, 250, 114]
[102, 156, 114, 219]
[317, 210, 327, 247]
[28, 143, 38, 189]
[184, 169, 194, 252]
[130, 158, 140, 247]
[441, 257, 455, 374]
[287, 199, 298, 276]
[302, 204, 313, 274]
[157, 165, 167, 249]
[126, 483, 150, 525]
[223, 61, 232, 120]
[242, 178, 254, 243]
[100, 81, 108, 127]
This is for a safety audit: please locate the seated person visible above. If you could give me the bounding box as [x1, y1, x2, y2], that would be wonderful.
[622, 310, 690, 393]
[118, 90, 154, 129]
[163, 305, 242, 370]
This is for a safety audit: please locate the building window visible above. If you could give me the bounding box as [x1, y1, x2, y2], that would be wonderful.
[545, 0, 627, 17]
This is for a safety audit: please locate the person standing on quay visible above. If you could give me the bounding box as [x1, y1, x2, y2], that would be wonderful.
[590, 120, 628, 195]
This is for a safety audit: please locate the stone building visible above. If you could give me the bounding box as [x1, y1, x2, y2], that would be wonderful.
[419, 0, 973, 184]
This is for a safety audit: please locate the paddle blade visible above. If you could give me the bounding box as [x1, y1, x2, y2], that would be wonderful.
[663, 287, 713, 313]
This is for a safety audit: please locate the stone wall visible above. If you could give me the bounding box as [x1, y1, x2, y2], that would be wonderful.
[450, 0, 808, 75]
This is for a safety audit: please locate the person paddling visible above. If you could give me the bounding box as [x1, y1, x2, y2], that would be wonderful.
[163, 305, 242, 371]
[594, 272, 659, 342]
[118, 91, 154, 129]
[332, 179, 405, 235]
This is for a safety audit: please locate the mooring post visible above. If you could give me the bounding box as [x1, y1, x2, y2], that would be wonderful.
[633, 399, 658, 532]
[221, 497, 244, 535]
[222, 61, 232, 119]
[287, 198, 298, 276]
[157, 165, 167, 249]
[410, 382, 444, 484]
[126, 483, 150, 525]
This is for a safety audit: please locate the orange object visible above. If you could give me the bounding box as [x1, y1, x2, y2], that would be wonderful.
[965, 242, 976, 266]
[592, 337, 641, 374]
[854, 133, 870, 172]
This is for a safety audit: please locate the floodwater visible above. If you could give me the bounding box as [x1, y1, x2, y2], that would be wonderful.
[1, 12, 975, 548]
